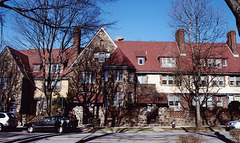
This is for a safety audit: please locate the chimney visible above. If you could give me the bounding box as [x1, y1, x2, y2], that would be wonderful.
[175, 29, 186, 56]
[227, 30, 239, 56]
[73, 26, 81, 59]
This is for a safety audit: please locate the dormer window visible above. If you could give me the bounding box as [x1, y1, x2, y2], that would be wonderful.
[207, 59, 222, 68]
[33, 64, 40, 72]
[50, 64, 62, 73]
[138, 57, 145, 65]
[161, 57, 176, 67]
[223, 59, 227, 67]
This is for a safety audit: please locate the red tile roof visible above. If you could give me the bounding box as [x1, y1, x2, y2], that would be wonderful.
[115, 41, 240, 74]
[103, 48, 135, 68]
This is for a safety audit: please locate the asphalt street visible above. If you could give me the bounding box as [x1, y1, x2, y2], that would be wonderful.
[0, 130, 235, 143]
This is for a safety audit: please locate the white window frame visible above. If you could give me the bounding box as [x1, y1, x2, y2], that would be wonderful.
[50, 64, 62, 73]
[33, 64, 40, 72]
[207, 59, 222, 69]
[99, 52, 106, 63]
[113, 70, 123, 82]
[200, 96, 213, 107]
[138, 57, 144, 65]
[79, 71, 96, 84]
[200, 76, 207, 87]
[162, 75, 180, 86]
[113, 92, 124, 107]
[216, 96, 223, 107]
[223, 59, 227, 67]
[137, 75, 147, 84]
[212, 76, 224, 87]
[168, 95, 180, 107]
[230, 76, 240, 87]
[161, 58, 176, 67]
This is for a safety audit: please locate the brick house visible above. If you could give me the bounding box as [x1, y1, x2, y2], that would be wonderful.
[68, 27, 240, 126]
[0, 45, 75, 124]
[1, 26, 240, 126]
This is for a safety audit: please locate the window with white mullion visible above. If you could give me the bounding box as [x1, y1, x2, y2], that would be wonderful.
[161, 58, 176, 67]
[230, 76, 240, 87]
[212, 76, 224, 87]
[79, 71, 96, 84]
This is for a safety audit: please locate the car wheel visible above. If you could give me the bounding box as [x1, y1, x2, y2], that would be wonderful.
[57, 126, 64, 133]
[0, 124, 3, 131]
[27, 126, 34, 133]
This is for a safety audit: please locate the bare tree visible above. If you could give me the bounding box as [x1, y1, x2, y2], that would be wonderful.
[14, 0, 115, 116]
[169, 0, 226, 128]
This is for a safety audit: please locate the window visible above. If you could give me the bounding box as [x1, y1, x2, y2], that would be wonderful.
[201, 96, 213, 107]
[138, 57, 144, 65]
[99, 52, 106, 63]
[94, 52, 110, 63]
[161, 58, 176, 67]
[50, 64, 62, 73]
[216, 96, 223, 107]
[200, 59, 206, 67]
[223, 59, 227, 67]
[128, 72, 134, 83]
[45, 81, 61, 91]
[208, 59, 222, 68]
[192, 95, 213, 107]
[212, 76, 224, 87]
[228, 95, 240, 104]
[113, 92, 124, 107]
[168, 95, 180, 107]
[79, 71, 96, 84]
[162, 75, 180, 86]
[33, 64, 40, 72]
[137, 75, 147, 84]
[104, 71, 108, 82]
[200, 76, 207, 87]
[100, 40, 104, 47]
[3, 61, 7, 71]
[53, 81, 61, 91]
[113, 70, 123, 82]
[0, 78, 8, 89]
[230, 76, 240, 87]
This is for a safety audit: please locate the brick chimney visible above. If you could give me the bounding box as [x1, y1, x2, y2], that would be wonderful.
[73, 26, 81, 59]
[175, 29, 186, 56]
[227, 30, 239, 56]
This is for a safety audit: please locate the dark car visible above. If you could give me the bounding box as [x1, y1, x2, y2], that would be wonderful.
[24, 116, 78, 133]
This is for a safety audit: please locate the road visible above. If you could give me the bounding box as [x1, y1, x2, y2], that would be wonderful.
[0, 130, 235, 143]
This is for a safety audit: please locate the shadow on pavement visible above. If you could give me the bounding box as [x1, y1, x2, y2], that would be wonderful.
[75, 133, 113, 143]
[198, 127, 234, 143]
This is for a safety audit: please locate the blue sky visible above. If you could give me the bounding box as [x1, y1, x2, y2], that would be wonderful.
[2, 0, 240, 48]
[100, 0, 240, 42]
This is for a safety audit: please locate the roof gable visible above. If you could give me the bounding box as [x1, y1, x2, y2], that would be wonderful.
[103, 48, 135, 68]
[68, 27, 117, 71]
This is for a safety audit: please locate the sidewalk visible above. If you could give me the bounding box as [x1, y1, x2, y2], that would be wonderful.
[79, 125, 226, 133]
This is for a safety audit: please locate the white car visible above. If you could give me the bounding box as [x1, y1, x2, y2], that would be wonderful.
[226, 120, 240, 131]
[0, 112, 18, 131]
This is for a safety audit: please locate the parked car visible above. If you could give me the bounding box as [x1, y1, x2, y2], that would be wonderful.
[24, 116, 78, 133]
[0, 112, 18, 131]
[226, 120, 240, 131]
